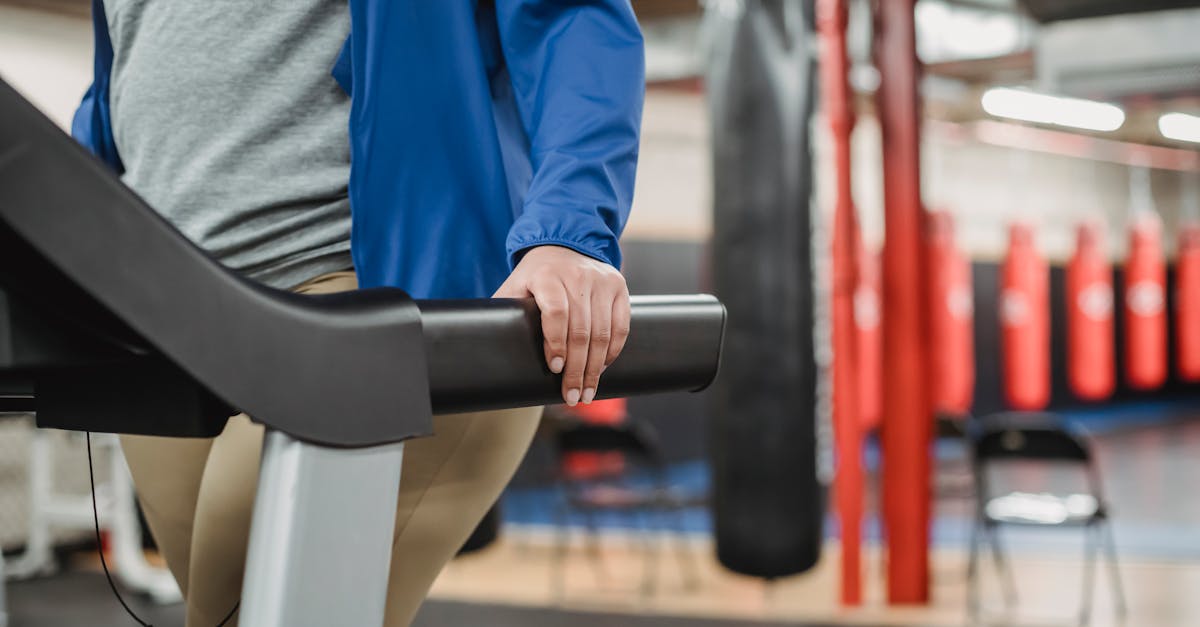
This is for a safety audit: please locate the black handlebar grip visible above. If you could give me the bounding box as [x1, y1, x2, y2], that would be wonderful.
[419, 295, 726, 414]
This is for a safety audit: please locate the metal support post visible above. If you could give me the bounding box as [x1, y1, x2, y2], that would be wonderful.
[240, 430, 405, 627]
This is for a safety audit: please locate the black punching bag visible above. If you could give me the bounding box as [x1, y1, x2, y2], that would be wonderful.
[457, 504, 501, 556]
[706, 0, 823, 577]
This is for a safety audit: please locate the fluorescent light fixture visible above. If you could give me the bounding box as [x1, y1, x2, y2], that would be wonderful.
[981, 87, 1125, 132]
[917, 2, 1024, 64]
[1159, 112, 1200, 144]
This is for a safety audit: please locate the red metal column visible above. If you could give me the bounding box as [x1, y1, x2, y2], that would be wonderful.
[874, 0, 931, 604]
[818, 0, 864, 606]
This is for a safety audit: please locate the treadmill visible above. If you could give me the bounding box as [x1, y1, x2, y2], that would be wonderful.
[0, 79, 725, 626]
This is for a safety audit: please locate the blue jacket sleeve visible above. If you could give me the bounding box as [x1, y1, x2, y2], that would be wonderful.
[72, 0, 124, 172]
[71, 83, 101, 149]
[494, 0, 645, 270]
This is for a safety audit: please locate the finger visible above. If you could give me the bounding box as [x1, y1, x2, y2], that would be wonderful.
[605, 287, 631, 368]
[530, 278, 569, 374]
[562, 283, 591, 406]
[581, 288, 614, 404]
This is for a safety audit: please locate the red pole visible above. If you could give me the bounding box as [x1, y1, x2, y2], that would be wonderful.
[817, 0, 863, 606]
[874, 0, 931, 604]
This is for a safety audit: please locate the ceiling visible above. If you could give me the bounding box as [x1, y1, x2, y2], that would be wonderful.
[1016, 0, 1200, 22]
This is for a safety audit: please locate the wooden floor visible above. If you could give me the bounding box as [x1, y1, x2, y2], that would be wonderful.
[430, 528, 1199, 627]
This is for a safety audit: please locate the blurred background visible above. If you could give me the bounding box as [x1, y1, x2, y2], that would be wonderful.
[2, 0, 1199, 626]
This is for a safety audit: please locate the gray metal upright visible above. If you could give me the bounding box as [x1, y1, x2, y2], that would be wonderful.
[240, 430, 405, 627]
[0, 536, 7, 627]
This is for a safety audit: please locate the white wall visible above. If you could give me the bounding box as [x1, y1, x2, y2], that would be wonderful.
[821, 116, 1200, 263]
[0, 5, 92, 129]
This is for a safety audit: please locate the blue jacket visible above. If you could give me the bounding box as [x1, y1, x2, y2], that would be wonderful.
[73, 0, 644, 298]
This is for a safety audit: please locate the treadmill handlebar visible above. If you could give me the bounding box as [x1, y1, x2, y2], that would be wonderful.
[0, 290, 726, 445]
[420, 294, 725, 414]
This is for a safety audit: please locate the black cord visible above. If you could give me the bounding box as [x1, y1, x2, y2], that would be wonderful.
[214, 601, 239, 627]
[87, 432, 241, 627]
[87, 432, 154, 627]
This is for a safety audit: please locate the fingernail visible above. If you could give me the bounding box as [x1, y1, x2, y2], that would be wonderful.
[582, 388, 596, 404]
[601, 364, 608, 374]
[566, 388, 581, 406]
[550, 357, 564, 374]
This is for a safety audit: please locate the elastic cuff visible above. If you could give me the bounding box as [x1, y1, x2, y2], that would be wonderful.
[508, 238, 615, 271]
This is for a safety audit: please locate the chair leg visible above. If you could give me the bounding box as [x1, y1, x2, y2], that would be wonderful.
[987, 524, 1018, 611]
[1101, 521, 1128, 621]
[638, 509, 660, 598]
[551, 500, 570, 602]
[583, 509, 606, 587]
[1080, 523, 1100, 627]
[967, 518, 982, 622]
[671, 506, 700, 591]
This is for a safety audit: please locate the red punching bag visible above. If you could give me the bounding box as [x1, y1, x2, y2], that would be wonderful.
[1179, 224, 1200, 382]
[925, 211, 974, 416]
[854, 243, 883, 430]
[1124, 214, 1168, 390]
[1066, 223, 1115, 400]
[1001, 223, 1050, 410]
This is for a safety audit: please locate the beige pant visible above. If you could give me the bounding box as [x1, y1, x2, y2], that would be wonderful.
[120, 271, 542, 627]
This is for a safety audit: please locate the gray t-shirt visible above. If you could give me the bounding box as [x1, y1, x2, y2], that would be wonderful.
[104, 0, 353, 289]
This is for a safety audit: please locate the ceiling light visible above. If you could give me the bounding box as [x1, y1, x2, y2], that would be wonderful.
[1159, 112, 1200, 144]
[981, 87, 1125, 132]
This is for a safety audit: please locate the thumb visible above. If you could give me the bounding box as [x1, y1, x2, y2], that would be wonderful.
[492, 273, 531, 299]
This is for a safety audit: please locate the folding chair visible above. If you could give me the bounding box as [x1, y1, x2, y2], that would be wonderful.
[550, 419, 702, 598]
[968, 412, 1126, 625]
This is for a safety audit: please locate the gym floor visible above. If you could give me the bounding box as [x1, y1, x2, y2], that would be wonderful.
[8, 413, 1197, 627]
[5, 572, 828, 627]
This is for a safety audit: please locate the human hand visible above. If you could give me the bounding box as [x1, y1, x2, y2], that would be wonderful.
[493, 246, 631, 406]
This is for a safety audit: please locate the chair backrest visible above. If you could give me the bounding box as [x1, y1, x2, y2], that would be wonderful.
[970, 412, 1092, 464]
[554, 420, 664, 469]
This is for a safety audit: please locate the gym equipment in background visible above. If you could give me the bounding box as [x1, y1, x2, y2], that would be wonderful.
[925, 211, 974, 417]
[0, 79, 725, 627]
[1178, 224, 1200, 382]
[855, 245, 883, 430]
[1066, 223, 1115, 401]
[1123, 213, 1168, 390]
[875, 0, 932, 602]
[1000, 223, 1051, 410]
[820, 0, 865, 604]
[1, 432, 180, 602]
[458, 505, 501, 556]
[706, 0, 824, 579]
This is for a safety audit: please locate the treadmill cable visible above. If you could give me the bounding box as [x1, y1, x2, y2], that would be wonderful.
[87, 432, 239, 627]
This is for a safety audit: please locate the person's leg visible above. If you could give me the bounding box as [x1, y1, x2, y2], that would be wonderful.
[183, 414, 263, 626]
[118, 434, 213, 597]
[129, 269, 539, 626]
[383, 406, 542, 627]
[183, 407, 542, 627]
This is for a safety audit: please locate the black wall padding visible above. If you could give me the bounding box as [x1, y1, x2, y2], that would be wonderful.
[1016, 0, 1200, 23]
[706, 0, 823, 578]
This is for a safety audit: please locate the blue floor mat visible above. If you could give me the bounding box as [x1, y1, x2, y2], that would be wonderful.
[504, 402, 1200, 559]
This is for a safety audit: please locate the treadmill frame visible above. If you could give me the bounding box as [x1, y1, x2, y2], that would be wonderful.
[241, 431, 406, 627]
